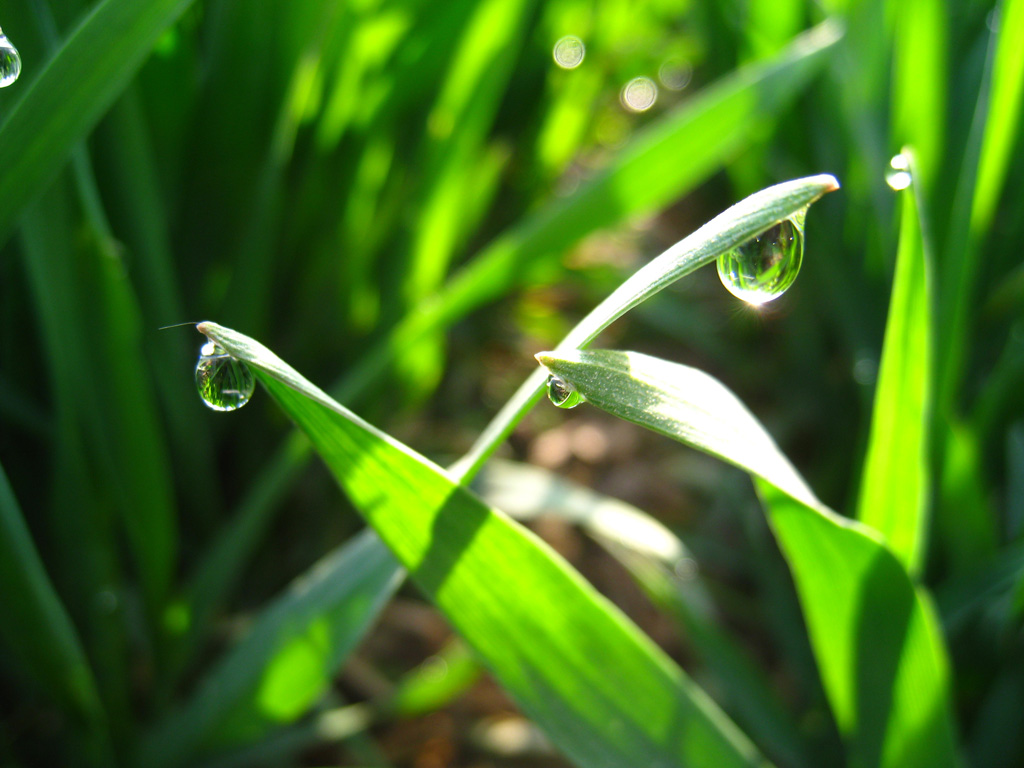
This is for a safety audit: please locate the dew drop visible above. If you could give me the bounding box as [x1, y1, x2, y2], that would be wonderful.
[0, 30, 21, 88]
[716, 211, 805, 305]
[885, 153, 913, 191]
[621, 76, 657, 112]
[546, 374, 585, 409]
[195, 340, 255, 411]
[658, 58, 692, 91]
[553, 35, 585, 69]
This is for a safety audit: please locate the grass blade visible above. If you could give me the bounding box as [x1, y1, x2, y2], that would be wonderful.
[856, 150, 933, 574]
[537, 349, 962, 768]
[476, 460, 813, 768]
[138, 529, 402, 768]
[197, 321, 769, 768]
[937, 0, 1024, 416]
[183, 24, 842, 635]
[0, 461, 110, 761]
[890, 0, 947, 194]
[451, 173, 839, 480]
[0, 0, 199, 248]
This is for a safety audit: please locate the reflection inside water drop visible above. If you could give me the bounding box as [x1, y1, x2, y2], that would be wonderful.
[0, 29, 21, 88]
[546, 374, 585, 409]
[195, 340, 255, 411]
[716, 211, 805, 305]
[552, 35, 585, 69]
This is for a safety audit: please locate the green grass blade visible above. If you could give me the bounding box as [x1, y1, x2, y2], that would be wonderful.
[938, 0, 1024, 416]
[451, 173, 839, 480]
[968, 0, 1024, 238]
[890, 0, 947, 194]
[138, 529, 402, 768]
[403, 0, 533, 304]
[0, 461, 110, 757]
[197, 322, 770, 768]
[184, 24, 842, 631]
[856, 151, 933, 574]
[537, 349, 962, 768]
[476, 460, 813, 768]
[0, 0, 199, 249]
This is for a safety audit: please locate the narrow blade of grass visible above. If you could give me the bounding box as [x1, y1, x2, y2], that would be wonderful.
[184, 20, 843, 662]
[476, 460, 812, 768]
[0, 0, 199, 248]
[537, 349, 962, 768]
[0, 461, 110, 760]
[938, 0, 1024, 417]
[138, 529, 402, 768]
[856, 150, 933, 574]
[451, 173, 839, 480]
[890, 0, 947, 194]
[198, 321, 769, 768]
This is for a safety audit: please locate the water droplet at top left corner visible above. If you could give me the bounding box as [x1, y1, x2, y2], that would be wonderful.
[0, 29, 22, 88]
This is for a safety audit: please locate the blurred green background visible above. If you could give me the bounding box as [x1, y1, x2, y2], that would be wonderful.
[1, 0, 1022, 766]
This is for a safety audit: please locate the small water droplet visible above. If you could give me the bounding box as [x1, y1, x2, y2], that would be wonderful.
[621, 76, 657, 112]
[716, 211, 805, 305]
[885, 153, 913, 190]
[658, 58, 692, 91]
[0, 31, 22, 88]
[195, 340, 255, 411]
[552, 35, 585, 69]
[546, 374, 585, 409]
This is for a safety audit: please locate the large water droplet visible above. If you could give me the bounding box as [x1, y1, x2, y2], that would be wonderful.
[716, 211, 805, 305]
[0, 31, 21, 88]
[553, 35, 585, 69]
[546, 374, 585, 409]
[195, 341, 255, 411]
[885, 153, 913, 191]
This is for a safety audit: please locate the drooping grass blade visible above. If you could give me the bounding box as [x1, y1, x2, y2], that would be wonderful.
[196, 321, 769, 768]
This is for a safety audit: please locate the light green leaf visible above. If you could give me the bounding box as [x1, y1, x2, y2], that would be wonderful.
[452, 172, 839, 480]
[0, 0, 199, 248]
[856, 150, 933, 574]
[537, 349, 962, 768]
[890, 0, 946, 194]
[138, 529, 402, 768]
[938, 0, 1024, 416]
[476, 460, 812, 768]
[197, 322, 769, 768]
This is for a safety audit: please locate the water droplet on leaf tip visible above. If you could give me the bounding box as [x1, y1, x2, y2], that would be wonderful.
[546, 374, 585, 409]
[553, 36, 585, 69]
[0, 33, 22, 88]
[716, 214, 805, 305]
[195, 341, 255, 411]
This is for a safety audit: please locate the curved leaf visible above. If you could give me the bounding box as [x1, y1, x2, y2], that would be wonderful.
[537, 349, 962, 768]
[197, 322, 769, 768]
